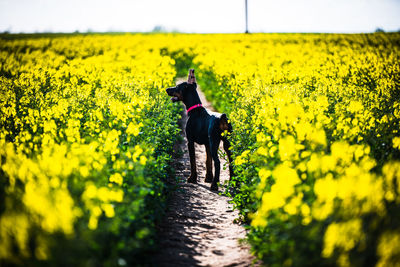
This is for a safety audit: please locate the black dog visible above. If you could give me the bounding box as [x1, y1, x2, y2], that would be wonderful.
[166, 69, 233, 191]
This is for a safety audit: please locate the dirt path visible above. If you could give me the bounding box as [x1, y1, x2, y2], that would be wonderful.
[153, 82, 258, 266]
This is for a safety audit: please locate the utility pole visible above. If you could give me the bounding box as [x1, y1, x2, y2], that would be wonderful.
[245, 0, 249, 33]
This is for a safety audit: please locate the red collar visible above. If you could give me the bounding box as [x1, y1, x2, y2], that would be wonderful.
[187, 104, 203, 114]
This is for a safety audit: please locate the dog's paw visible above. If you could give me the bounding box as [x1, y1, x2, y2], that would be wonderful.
[187, 176, 197, 183]
[210, 183, 218, 191]
[205, 175, 213, 183]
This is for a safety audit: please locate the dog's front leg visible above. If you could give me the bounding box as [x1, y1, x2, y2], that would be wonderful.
[187, 141, 197, 183]
[205, 144, 213, 183]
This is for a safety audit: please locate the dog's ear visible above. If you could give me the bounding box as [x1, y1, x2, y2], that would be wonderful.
[187, 69, 197, 84]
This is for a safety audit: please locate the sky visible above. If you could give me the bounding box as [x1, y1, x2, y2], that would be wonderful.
[0, 0, 399, 33]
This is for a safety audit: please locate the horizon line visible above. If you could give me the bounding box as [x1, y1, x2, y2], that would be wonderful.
[1, 29, 399, 35]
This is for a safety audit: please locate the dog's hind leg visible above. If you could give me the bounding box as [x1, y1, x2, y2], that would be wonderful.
[219, 113, 234, 180]
[222, 137, 234, 180]
[205, 144, 213, 183]
[210, 139, 221, 191]
[187, 141, 197, 183]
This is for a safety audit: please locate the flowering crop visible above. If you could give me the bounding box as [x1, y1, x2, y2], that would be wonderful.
[185, 33, 400, 267]
[0, 34, 180, 265]
[1, 32, 399, 266]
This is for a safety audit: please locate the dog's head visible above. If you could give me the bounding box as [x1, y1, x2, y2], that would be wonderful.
[166, 82, 197, 103]
[219, 113, 232, 132]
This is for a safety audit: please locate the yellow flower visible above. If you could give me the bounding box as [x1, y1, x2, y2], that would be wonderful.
[347, 101, 363, 113]
[279, 135, 297, 161]
[259, 168, 271, 183]
[139, 155, 147, 165]
[322, 219, 363, 258]
[393, 137, 400, 149]
[126, 122, 143, 137]
[256, 146, 269, 157]
[377, 231, 400, 267]
[101, 204, 115, 218]
[109, 173, 123, 185]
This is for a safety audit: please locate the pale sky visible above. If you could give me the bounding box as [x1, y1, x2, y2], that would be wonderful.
[0, 0, 399, 33]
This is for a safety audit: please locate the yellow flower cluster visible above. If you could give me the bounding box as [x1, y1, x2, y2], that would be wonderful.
[168, 33, 400, 266]
[1, 32, 399, 265]
[0, 34, 176, 263]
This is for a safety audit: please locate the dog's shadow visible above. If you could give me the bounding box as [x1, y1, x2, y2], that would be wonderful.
[196, 182, 223, 194]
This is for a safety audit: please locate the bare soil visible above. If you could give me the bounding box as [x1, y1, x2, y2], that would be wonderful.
[153, 83, 259, 266]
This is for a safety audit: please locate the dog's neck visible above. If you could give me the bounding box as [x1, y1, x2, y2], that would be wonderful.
[186, 103, 203, 114]
[183, 89, 202, 111]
